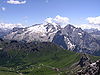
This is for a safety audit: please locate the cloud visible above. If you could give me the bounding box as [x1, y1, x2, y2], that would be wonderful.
[1, 7, 6, 11]
[75, 24, 100, 30]
[44, 15, 69, 27]
[74, 16, 100, 30]
[54, 15, 69, 25]
[0, 23, 25, 29]
[86, 16, 100, 25]
[7, 0, 26, 4]
[44, 16, 100, 30]
[45, 18, 53, 24]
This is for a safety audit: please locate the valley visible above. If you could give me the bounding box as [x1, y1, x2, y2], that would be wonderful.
[0, 40, 100, 75]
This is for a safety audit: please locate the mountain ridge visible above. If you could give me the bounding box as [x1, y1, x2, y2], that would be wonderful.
[2, 23, 100, 56]
[4, 23, 61, 42]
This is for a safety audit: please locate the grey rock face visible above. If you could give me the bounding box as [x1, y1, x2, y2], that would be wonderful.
[53, 24, 100, 54]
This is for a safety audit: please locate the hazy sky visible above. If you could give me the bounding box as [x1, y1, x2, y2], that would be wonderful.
[0, 0, 100, 28]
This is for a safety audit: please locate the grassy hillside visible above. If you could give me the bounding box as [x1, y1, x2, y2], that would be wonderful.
[0, 40, 100, 75]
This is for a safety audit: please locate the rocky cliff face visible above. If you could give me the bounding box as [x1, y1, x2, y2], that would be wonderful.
[53, 24, 100, 54]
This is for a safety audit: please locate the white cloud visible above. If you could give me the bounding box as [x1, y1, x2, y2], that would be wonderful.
[0, 23, 25, 29]
[75, 24, 100, 30]
[7, 0, 26, 4]
[86, 16, 100, 25]
[44, 15, 69, 27]
[1, 7, 6, 11]
[74, 16, 100, 30]
[45, 18, 53, 24]
[44, 16, 100, 30]
[54, 15, 69, 25]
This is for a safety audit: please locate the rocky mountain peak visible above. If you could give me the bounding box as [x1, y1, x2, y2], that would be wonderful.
[53, 24, 100, 54]
[78, 54, 90, 67]
[64, 24, 75, 29]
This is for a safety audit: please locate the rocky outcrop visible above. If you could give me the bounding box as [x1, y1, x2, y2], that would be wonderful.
[77, 59, 100, 75]
[78, 54, 91, 67]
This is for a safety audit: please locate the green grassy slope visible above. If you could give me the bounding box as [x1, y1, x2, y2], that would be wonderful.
[0, 41, 100, 75]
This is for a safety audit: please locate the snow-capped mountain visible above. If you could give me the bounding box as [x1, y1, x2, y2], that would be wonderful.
[4, 23, 61, 42]
[0, 23, 24, 38]
[52, 24, 100, 54]
[0, 23, 24, 30]
[0, 28, 11, 38]
[84, 29, 100, 41]
[3, 23, 100, 55]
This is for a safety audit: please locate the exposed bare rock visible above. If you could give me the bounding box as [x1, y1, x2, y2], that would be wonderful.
[53, 24, 100, 55]
[77, 60, 100, 75]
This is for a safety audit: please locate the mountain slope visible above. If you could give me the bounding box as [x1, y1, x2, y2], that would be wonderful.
[53, 24, 100, 55]
[0, 40, 80, 75]
[0, 23, 24, 38]
[0, 28, 11, 38]
[4, 23, 61, 42]
[3, 24, 100, 55]
[0, 40, 100, 75]
[84, 29, 100, 41]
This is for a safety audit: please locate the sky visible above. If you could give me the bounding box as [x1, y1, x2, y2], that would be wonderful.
[0, 0, 100, 29]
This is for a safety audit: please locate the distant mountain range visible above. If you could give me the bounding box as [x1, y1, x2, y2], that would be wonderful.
[0, 23, 100, 55]
[0, 23, 24, 37]
[84, 29, 100, 41]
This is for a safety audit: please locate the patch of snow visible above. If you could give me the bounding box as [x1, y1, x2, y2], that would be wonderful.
[28, 24, 46, 33]
[78, 33, 82, 36]
[41, 33, 46, 37]
[0, 48, 3, 50]
[0, 23, 24, 29]
[66, 38, 75, 50]
[73, 28, 76, 31]
[64, 36, 67, 39]
[90, 63, 96, 67]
